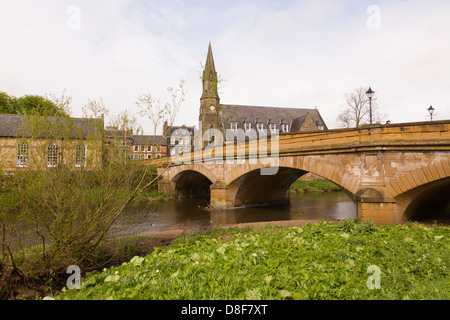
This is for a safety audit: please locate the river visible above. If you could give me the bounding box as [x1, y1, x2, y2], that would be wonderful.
[110, 191, 356, 237]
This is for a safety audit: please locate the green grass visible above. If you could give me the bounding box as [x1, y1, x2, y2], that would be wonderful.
[50, 220, 449, 300]
[290, 179, 341, 193]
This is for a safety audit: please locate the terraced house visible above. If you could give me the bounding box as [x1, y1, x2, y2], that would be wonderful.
[0, 113, 104, 172]
[131, 134, 168, 160]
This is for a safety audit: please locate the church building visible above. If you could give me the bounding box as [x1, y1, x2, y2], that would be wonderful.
[198, 43, 328, 142]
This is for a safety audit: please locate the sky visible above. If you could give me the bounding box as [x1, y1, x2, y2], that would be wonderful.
[0, 0, 449, 134]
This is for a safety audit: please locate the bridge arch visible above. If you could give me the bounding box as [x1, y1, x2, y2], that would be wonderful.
[226, 167, 306, 207]
[223, 156, 359, 207]
[387, 161, 450, 223]
[387, 160, 450, 198]
[401, 177, 450, 223]
[166, 164, 218, 184]
[171, 170, 213, 199]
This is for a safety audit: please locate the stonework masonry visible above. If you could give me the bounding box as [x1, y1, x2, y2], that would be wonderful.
[154, 120, 450, 225]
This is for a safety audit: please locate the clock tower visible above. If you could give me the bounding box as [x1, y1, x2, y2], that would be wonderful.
[199, 42, 221, 136]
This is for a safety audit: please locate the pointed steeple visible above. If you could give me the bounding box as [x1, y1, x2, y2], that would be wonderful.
[201, 42, 219, 101]
[205, 42, 216, 72]
[200, 42, 221, 135]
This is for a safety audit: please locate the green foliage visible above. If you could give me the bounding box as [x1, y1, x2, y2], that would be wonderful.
[0, 114, 159, 298]
[0, 92, 20, 114]
[0, 92, 67, 116]
[290, 179, 341, 193]
[53, 221, 449, 300]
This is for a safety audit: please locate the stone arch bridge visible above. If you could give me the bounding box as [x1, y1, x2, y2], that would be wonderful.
[152, 121, 450, 225]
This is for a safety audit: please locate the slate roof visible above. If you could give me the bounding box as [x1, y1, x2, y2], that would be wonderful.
[131, 134, 167, 146]
[0, 113, 103, 138]
[219, 104, 328, 131]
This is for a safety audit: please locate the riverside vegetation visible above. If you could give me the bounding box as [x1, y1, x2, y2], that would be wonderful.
[51, 219, 449, 300]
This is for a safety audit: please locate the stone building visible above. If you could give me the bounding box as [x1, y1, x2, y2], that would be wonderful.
[130, 134, 168, 160]
[199, 43, 328, 142]
[0, 113, 103, 171]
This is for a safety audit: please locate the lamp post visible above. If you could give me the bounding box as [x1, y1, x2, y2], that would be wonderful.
[366, 87, 375, 124]
[428, 105, 435, 121]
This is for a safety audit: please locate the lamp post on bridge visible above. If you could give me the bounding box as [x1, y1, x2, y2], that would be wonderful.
[428, 105, 435, 121]
[366, 87, 375, 125]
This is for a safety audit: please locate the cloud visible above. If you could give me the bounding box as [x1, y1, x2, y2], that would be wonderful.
[0, 0, 449, 133]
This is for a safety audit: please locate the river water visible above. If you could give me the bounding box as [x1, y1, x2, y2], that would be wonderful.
[111, 191, 356, 237]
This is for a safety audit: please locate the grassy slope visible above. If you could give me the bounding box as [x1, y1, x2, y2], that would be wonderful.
[52, 220, 449, 300]
[290, 179, 341, 193]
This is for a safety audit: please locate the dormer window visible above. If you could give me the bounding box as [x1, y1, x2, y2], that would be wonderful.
[281, 123, 289, 133]
[230, 121, 237, 132]
[318, 125, 324, 130]
[244, 122, 252, 131]
[269, 123, 277, 133]
[256, 122, 264, 132]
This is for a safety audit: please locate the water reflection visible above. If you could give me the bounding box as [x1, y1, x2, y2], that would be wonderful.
[110, 191, 356, 237]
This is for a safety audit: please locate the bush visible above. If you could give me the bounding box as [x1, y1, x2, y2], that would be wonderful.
[0, 116, 159, 299]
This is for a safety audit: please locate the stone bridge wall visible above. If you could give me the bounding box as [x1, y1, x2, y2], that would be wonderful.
[154, 121, 450, 224]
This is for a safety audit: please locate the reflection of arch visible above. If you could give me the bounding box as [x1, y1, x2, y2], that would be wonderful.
[387, 160, 450, 198]
[171, 170, 213, 199]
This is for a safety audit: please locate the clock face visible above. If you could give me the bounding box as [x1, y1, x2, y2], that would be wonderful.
[210, 105, 215, 111]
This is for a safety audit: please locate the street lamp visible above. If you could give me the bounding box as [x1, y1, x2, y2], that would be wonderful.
[366, 87, 375, 124]
[428, 105, 435, 121]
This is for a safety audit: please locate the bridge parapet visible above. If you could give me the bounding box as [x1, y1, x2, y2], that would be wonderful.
[151, 120, 450, 167]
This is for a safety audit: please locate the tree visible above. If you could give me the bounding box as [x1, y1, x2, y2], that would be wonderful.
[0, 94, 158, 298]
[0, 92, 20, 114]
[0, 91, 69, 116]
[337, 87, 387, 128]
[135, 80, 186, 148]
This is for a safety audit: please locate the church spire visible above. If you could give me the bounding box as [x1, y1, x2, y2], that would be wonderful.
[205, 42, 215, 72]
[201, 42, 219, 101]
[200, 42, 221, 134]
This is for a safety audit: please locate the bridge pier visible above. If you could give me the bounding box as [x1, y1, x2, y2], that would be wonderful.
[158, 178, 175, 196]
[210, 180, 231, 209]
[355, 187, 397, 224]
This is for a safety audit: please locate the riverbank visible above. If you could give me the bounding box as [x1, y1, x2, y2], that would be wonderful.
[50, 219, 449, 300]
[290, 179, 341, 193]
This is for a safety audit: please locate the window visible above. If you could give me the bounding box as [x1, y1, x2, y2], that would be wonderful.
[244, 122, 252, 131]
[133, 145, 139, 152]
[256, 122, 264, 132]
[147, 145, 152, 152]
[184, 136, 190, 145]
[170, 137, 176, 145]
[46, 143, 59, 168]
[140, 145, 144, 152]
[75, 143, 86, 167]
[269, 123, 277, 133]
[16, 142, 29, 167]
[318, 125, 324, 130]
[281, 123, 289, 133]
[230, 121, 237, 132]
